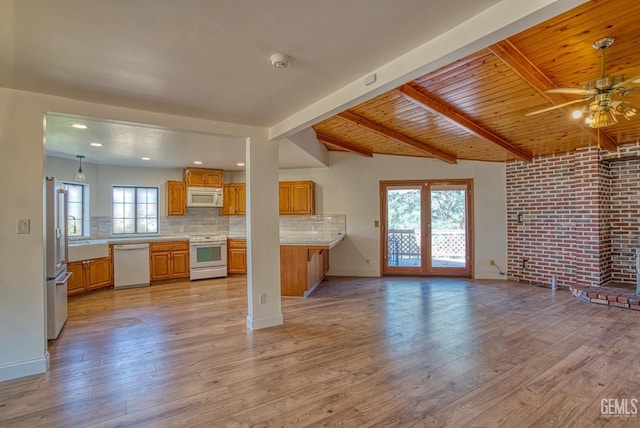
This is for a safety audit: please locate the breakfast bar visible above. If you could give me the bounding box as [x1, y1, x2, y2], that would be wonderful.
[280, 234, 345, 297]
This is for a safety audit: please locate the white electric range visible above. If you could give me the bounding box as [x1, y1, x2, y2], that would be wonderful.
[189, 234, 227, 280]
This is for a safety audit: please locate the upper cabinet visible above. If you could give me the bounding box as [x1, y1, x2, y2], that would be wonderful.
[166, 180, 186, 216]
[222, 183, 246, 216]
[279, 181, 315, 215]
[221, 180, 315, 216]
[184, 168, 224, 187]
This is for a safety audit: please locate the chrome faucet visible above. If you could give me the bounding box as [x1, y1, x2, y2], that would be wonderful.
[67, 215, 77, 235]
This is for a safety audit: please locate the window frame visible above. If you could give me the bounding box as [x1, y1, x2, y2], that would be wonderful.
[112, 185, 159, 235]
[63, 182, 88, 237]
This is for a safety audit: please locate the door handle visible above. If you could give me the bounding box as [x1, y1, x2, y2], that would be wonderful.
[56, 271, 73, 286]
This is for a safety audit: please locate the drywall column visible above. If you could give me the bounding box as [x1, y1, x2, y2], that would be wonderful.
[0, 89, 49, 381]
[245, 136, 283, 330]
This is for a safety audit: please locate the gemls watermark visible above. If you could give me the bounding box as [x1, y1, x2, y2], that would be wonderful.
[601, 398, 638, 417]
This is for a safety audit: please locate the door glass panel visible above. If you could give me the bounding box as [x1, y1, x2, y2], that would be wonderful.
[430, 186, 466, 269]
[386, 187, 421, 268]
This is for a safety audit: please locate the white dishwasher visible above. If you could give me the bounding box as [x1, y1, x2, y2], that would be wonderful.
[113, 243, 150, 289]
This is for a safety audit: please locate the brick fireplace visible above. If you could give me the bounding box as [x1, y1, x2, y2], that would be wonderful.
[506, 144, 640, 293]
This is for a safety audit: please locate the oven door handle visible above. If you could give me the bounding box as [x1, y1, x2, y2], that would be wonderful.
[190, 243, 226, 247]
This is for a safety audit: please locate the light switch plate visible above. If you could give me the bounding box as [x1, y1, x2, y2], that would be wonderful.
[17, 218, 30, 234]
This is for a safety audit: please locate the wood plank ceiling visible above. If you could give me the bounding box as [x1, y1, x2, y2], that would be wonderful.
[313, 0, 640, 163]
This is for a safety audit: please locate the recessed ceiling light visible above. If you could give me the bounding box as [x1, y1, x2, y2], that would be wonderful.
[141, 157, 151, 161]
[237, 162, 245, 167]
[72, 123, 87, 129]
[193, 161, 202, 165]
[90, 142, 103, 147]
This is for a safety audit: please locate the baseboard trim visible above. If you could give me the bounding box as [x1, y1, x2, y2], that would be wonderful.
[0, 352, 49, 382]
[246, 314, 284, 330]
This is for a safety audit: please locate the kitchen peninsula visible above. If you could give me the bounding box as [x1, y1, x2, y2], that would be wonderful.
[228, 214, 347, 297]
[280, 233, 344, 297]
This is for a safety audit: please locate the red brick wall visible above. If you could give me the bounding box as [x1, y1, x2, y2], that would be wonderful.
[604, 145, 640, 285]
[506, 146, 611, 287]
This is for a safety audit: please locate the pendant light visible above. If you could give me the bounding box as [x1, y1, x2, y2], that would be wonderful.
[75, 155, 86, 182]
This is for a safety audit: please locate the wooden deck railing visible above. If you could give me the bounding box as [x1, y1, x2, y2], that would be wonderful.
[388, 229, 465, 263]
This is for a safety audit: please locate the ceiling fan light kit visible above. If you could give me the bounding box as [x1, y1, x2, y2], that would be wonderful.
[587, 105, 618, 128]
[528, 36, 640, 129]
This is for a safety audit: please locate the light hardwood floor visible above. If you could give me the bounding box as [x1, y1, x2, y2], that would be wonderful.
[1, 277, 640, 427]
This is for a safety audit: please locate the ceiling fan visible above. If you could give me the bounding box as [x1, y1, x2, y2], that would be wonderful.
[525, 37, 640, 128]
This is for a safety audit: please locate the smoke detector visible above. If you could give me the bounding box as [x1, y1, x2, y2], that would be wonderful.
[270, 53, 291, 69]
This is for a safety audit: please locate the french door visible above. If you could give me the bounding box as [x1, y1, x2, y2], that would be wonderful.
[381, 179, 473, 276]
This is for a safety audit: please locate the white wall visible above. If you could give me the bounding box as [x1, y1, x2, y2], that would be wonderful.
[45, 156, 183, 217]
[231, 152, 508, 278]
[0, 90, 49, 381]
[0, 88, 256, 381]
[278, 152, 508, 278]
[0, 87, 507, 382]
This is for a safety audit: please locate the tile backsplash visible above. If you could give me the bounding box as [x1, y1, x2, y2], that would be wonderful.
[229, 214, 346, 238]
[91, 207, 229, 238]
[92, 210, 345, 238]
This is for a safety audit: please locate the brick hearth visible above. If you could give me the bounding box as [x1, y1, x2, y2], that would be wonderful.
[569, 285, 640, 310]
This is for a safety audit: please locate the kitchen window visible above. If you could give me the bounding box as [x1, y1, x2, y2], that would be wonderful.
[63, 182, 87, 237]
[112, 186, 159, 235]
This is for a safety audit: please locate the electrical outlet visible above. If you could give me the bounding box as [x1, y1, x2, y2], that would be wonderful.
[523, 259, 530, 270]
[259, 293, 267, 304]
[490, 259, 495, 266]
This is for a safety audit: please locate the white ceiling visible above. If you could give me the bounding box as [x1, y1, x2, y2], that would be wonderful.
[44, 112, 327, 170]
[2, 0, 510, 168]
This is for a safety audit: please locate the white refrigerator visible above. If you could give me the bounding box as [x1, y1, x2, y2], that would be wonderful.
[46, 177, 71, 339]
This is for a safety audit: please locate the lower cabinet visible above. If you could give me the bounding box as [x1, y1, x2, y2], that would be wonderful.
[280, 245, 330, 297]
[228, 239, 247, 274]
[150, 241, 190, 281]
[67, 249, 113, 296]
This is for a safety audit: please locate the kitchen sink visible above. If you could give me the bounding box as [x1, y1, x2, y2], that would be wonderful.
[68, 240, 109, 262]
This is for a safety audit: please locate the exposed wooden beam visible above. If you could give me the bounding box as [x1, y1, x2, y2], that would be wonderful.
[396, 85, 534, 163]
[316, 132, 373, 158]
[488, 40, 617, 152]
[336, 111, 457, 164]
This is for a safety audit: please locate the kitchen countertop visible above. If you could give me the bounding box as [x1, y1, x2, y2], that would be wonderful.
[71, 233, 345, 248]
[69, 235, 191, 246]
[279, 234, 345, 248]
[229, 234, 345, 248]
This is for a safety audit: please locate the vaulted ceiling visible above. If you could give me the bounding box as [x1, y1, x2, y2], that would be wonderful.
[4, 1, 639, 168]
[314, 0, 640, 163]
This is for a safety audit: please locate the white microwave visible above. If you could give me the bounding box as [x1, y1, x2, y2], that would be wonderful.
[187, 187, 223, 207]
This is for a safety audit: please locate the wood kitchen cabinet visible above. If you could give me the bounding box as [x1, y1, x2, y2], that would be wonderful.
[227, 239, 247, 274]
[220, 180, 314, 215]
[67, 246, 113, 296]
[222, 183, 246, 216]
[149, 241, 190, 281]
[166, 180, 186, 216]
[280, 245, 330, 297]
[184, 168, 224, 187]
[279, 180, 315, 215]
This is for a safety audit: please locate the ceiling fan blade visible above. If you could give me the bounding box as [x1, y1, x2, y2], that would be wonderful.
[545, 88, 597, 96]
[612, 74, 640, 89]
[524, 98, 589, 117]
